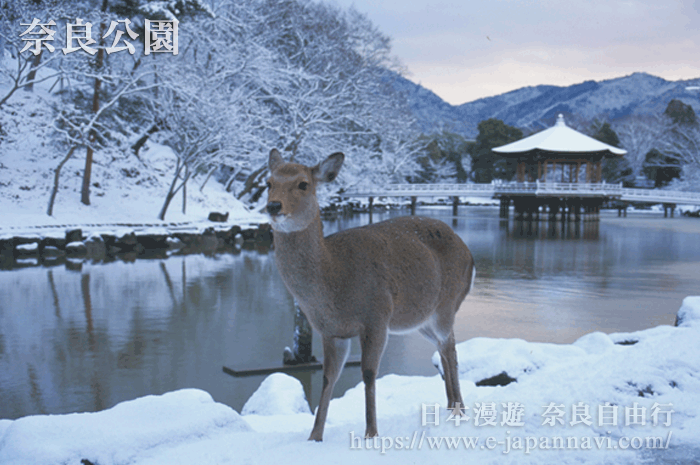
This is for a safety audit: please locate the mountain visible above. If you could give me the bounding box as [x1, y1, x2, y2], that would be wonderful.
[393, 72, 700, 137]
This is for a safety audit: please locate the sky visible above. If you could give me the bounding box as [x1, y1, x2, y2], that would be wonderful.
[331, 0, 700, 105]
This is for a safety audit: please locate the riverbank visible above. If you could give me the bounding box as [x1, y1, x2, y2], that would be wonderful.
[1, 296, 698, 465]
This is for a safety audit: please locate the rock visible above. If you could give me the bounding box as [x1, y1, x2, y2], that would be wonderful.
[85, 236, 106, 258]
[242, 373, 311, 416]
[137, 234, 169, 250]
[475, 371, 517, 387]
[65, 228, 83, 243]
[208, 211, 229, 222]
[42, 245, 64, 257]
[676, 296, 700, 327]
[166, 237, 183, 249]
[15, 242, 39, 256]
[66, 241, 87, 256]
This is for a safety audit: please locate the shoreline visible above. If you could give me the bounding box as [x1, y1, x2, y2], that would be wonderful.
[0, 221, 273, 270]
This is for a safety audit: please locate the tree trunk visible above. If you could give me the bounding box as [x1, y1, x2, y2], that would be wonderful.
[237, 165, 267, 200]
[131, 123, 159, 156]
[47, 146, 78, 216]
[81, 0, 108, 206]
[225, 169, 238, 193]
[200, 165, 217, 192]
[24, 51, 42, 93]
[158, 190, 177, 221]
[182, 165, 188, 214]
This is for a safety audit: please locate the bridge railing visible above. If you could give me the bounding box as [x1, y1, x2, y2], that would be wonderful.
[621, 188, 700, 202]
[343, 181, 700, 205]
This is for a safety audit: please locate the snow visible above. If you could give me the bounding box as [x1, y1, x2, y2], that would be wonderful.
[242, 373, 312, 416]
[0, 140, 267, 238]
[1, 297, 698, 464]
[14, 242, 38, 251]
[0, 390, 251, 465]
[493, 115, 627, 155]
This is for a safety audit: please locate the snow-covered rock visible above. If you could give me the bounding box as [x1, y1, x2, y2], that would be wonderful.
[65, 240, 87, 255]
[675, 296, 700, 327]
[242, 373, 311, 416]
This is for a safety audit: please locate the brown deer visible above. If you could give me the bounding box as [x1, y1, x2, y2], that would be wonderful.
[265, 149, 475, 441]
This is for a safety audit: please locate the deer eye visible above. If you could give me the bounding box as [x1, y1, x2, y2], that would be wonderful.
[298, 181, 308, 191]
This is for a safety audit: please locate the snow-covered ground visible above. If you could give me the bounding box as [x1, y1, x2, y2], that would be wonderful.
[0, 73, 265, 236]
[1, 297, 698, 465]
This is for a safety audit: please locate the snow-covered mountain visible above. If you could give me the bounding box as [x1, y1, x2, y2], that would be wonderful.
[393, 72, 700, 137]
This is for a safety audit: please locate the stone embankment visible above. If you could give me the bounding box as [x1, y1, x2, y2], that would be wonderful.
[0, 222, 273, 269]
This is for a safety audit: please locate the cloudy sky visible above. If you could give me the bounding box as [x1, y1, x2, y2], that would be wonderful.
[332, 0, 700, 105]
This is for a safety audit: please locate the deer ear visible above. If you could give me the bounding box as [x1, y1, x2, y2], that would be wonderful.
[268, 148, 284, 172]
[313, 152, 344, 183]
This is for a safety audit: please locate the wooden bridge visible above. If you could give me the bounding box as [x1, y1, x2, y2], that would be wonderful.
[341, 181, 700, 220]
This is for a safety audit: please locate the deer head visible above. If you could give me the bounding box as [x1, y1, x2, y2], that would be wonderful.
[265, 148, 344, 233]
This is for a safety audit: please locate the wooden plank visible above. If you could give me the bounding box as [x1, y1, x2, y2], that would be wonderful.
[222, 358, 362, 377]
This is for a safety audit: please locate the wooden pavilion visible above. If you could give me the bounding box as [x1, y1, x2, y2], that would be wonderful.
[492, 114, 627, 221]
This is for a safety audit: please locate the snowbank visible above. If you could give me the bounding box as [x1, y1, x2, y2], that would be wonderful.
[0, 390, 250, 465]
[1, 297, 699, 464]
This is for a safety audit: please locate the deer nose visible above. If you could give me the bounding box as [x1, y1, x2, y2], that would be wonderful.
[266, 201, 282, 215]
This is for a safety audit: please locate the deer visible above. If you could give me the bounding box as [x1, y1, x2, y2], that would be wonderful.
[265, 149, 475, 442]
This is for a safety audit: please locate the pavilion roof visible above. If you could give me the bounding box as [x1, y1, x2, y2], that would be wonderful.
[492, 115, 627, 156]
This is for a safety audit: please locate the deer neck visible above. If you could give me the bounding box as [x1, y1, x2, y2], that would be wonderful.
[273, 212, 330, 302]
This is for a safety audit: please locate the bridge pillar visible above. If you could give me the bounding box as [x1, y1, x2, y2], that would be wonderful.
[368, 196, 374, 224]
[499, 197, 510, 218]
[573, 198, 581, 222]
[410, 196, 417, 215]
[452, 196, 459, 216]
[663, 203, 676, 218]
[548, 200, 559, 221]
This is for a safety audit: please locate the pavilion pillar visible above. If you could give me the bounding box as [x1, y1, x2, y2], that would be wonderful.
[543, 161, 548, 182]
[576, 161, 581, 183]
[537, 161, 542, 181]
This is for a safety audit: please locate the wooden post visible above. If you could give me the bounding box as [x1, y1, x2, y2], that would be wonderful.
[537, 161, 542, 181]
[283, 301, 314, 365]
[410, 196, 417, 215]
[368, 196, 374, 224]
[452, 196, 459, 216]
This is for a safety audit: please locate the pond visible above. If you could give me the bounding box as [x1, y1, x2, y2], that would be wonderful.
[1, 206, 699, 420]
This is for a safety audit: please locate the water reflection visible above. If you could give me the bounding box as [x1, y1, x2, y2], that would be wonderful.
[1, 207, 699, 420]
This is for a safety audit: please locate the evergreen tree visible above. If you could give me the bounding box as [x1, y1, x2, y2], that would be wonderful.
[591, 120, 632, 184]
[469, 119, 522, 183]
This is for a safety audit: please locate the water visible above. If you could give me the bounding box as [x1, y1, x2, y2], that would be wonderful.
[1, 207, 699, 420]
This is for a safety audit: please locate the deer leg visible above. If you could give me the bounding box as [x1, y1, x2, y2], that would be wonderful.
[420, 320, 463, 411]
[308, 336, 351, 442]
[360, 326, 388, 438]
[438, 330, 464, 410]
